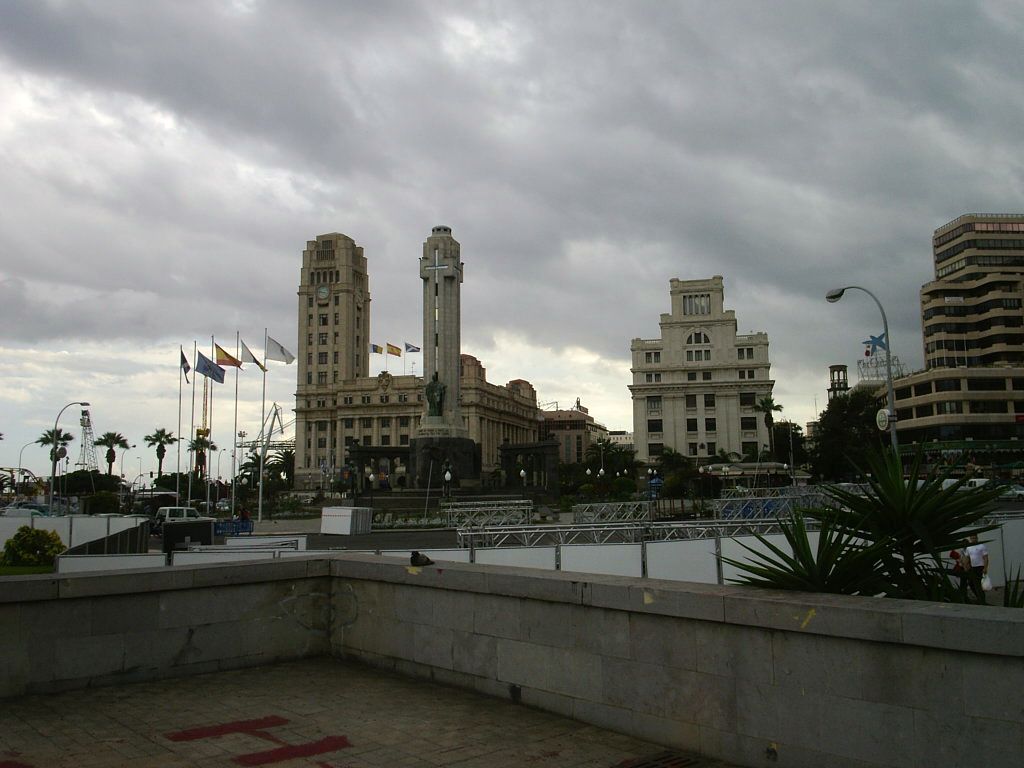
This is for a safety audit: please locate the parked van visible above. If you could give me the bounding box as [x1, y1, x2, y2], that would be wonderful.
[152, 506, 204, 534]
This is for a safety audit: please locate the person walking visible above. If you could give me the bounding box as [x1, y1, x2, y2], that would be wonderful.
[962, 534, 989, 604]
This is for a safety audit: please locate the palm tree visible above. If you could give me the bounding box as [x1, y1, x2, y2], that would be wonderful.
[188, 436, 217, 478]
[754, 396, 784, 458]
[94, 432, 130, 475]
[37, 428, 75, 463]
[266, 448, 295, 488]
[144, 428, 178, 478]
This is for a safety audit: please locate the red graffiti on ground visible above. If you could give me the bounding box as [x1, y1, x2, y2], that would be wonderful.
[164, 715, 352, 765]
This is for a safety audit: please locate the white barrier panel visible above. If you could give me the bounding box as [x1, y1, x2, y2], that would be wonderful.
[560, 543, 642, 578]
[0, 518, 24, 545]
[226, 535, 307, 550]
[1001, 519, 1024, 579]
[29, 518, 72, 547]
[321, 507, 373, 535]
[646, 539, 718, 583]
[721, 534, 789, 584]
[172, 550, 277, 566]
[58, 554, 167, 573]
[380, 548, 472, 563]
[474, 547, 557, 570]
[69, 516, 109, 547]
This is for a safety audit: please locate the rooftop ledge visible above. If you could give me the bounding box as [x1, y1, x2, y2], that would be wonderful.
[4, 553, 1022, 657]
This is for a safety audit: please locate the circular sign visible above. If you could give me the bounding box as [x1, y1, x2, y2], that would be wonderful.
[875, 408, 891, 432]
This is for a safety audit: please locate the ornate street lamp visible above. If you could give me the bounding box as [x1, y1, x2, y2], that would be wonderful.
[827, 286, 899, 455]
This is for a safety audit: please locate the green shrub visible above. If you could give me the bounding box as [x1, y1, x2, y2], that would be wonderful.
[1, 526, 65, 567]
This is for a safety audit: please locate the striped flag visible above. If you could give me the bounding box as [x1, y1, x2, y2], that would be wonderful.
[180, 347, 191, 383]
[386, 343, 401, 356]
[215, 344, 242, 368]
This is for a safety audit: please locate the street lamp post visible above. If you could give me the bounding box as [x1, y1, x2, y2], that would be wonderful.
[519, 468, 526, 499]
[827, 285, 899, 455]
[50, 401, 89, 515]
[17, 441, 34, 496]
[368, 473, 375, 509]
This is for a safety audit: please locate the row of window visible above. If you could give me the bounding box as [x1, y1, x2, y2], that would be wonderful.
[936, 254, 1024, 278]
[896, 378, 1024, 398]
[643, 370, 760, 383]
[924, 334, 1024, 354]
[307, 294, 341, 307]
[645, 393, 760, 408]
[934, 238, 1024, 265]
[923, 296, 1022, 319]
[642, 346, 759, 364]
[933, 221, 1024, 248]
[338, 393, 416, 405]
[924, 316, 1024, 336]
[898, 400, 1024, 420]
[681, 294, 711, 315]
[647, 441, 762, 459]
[310, 269, 340, 284]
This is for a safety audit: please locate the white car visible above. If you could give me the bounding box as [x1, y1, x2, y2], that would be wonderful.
[998, 484, 1024, 501]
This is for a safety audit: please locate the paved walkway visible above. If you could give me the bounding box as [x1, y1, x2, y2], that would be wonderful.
[0, 658, 726, 767]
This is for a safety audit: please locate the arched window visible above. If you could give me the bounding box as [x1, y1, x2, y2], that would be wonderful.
[685, 331, 712, 363]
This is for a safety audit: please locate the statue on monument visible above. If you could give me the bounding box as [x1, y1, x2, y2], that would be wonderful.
[425, 372, 446, 417]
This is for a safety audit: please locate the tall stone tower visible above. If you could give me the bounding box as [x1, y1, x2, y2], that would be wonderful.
[410, 225, 480, 486]
[294, 232, 370, 491]
[417, 225, 467, 438]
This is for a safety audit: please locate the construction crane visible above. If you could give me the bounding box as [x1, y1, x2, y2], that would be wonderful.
[76, 409, 99, 472]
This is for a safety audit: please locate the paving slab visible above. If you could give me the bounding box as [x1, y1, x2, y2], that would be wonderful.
[0, 657, 735, 767]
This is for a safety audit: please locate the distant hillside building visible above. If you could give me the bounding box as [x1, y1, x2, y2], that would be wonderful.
[629, 276, 774, 464]
[540, 403, 609, 464]
[894, 214, 1024, 460]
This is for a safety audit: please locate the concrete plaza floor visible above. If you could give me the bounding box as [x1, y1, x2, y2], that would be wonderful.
[0, 658, 729, 768]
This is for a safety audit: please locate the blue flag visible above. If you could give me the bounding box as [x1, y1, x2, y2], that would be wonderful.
[404, 342, 421, 353]
[195, 351, 225, 383]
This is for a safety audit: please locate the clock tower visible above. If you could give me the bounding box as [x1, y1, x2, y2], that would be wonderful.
[294, 232, 370, 491]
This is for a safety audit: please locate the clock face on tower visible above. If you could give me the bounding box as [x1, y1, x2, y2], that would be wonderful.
[316, 285, 329, 303]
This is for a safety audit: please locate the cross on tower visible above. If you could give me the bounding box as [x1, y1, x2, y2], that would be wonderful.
[423, 246, 449, 375]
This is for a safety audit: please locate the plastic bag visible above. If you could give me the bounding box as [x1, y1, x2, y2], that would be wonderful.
[981, 574, 993, 592]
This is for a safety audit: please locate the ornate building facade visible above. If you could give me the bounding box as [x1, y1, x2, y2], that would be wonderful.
[629, 276, 775, 464]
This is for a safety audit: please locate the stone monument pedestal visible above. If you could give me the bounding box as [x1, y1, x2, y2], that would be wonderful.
[410, 436, 480, 490]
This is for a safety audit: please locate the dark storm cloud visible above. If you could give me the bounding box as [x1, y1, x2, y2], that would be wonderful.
[1, 0, 1023, 427]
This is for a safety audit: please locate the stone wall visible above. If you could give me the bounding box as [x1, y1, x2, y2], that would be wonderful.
[328, 555, 1024, 768]
[3, 554, 1023, 767]
[0, 559, 331, 697]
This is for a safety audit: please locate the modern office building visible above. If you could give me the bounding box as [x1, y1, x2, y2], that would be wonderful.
[629, 276, 774, 464]
[895, 214, 1024, 461]
[293, 232, 541, 491]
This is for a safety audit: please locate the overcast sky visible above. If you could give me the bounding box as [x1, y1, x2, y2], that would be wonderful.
[2, 1, 1024, 479]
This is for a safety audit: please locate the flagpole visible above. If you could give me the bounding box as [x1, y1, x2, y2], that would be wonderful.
[207, 336, 215, 513]
[231, 331, 240, 518]
[188, 341, 197, 506]
[258, 328, 268, 523]
[177, 347, 184, 500]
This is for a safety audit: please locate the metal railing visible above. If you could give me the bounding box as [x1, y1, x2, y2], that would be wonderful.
[442, 499, 533, 528]
[572, 501, 653, 524]
[456, 518, 806, 549]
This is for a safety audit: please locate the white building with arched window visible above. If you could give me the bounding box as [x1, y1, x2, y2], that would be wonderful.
[629, 276, 774, 464]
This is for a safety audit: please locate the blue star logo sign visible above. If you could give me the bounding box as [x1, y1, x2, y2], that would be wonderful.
[862, 332, 888, 356]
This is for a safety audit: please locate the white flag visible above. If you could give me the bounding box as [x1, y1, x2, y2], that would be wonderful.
[265, 335, 295, 364]
[240, 339, 267, 372]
